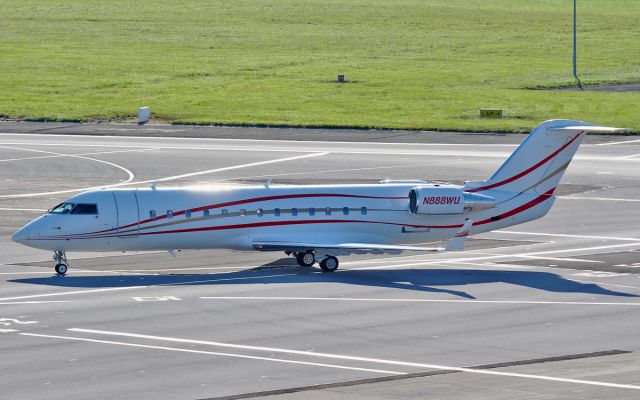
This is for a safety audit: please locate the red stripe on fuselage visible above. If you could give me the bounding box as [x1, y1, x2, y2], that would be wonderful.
[467, 134, 581, 193]
[71, 193, 407, 236]
[34, 189, 555, 241]
[473, 187, 555, 225]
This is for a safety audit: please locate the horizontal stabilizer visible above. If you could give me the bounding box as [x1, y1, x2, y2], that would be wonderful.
[549, 125, 627, 133]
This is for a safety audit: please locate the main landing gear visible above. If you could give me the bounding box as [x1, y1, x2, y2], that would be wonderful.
[53, 250, 68, 275]
[290, 251, 340, 272]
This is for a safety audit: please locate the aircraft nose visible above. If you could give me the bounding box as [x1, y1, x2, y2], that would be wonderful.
[12, 226, 31, 243]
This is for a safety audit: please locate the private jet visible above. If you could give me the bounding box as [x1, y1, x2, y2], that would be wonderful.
[12, 120, 621, 275]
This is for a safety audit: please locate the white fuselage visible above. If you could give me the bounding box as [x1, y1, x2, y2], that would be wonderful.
[12, 182, 551, 252]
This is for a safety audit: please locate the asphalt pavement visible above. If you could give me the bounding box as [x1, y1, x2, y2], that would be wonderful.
[1, 123, 639, 400]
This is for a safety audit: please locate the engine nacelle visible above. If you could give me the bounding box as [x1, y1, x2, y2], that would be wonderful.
[409, 187, 495, 215]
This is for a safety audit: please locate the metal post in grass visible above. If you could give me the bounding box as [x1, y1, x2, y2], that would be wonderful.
[573, 0, 583, 89]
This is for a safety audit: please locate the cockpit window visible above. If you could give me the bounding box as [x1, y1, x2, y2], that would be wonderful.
[49, 203, 74, 214]
[71, 204, 98, 214]
[49, 203, 98, 215]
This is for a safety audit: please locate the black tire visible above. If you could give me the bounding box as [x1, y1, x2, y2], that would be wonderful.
[296, 251, 315, 267]
[319, 256, 339, 272]
[55, 263, 68, 275]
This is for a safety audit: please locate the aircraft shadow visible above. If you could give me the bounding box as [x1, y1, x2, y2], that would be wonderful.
[11, 265, 639, 299]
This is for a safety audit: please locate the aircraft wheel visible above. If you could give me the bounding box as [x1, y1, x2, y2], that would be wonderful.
[319, 256, 339, 272]
[54, 263, 68, 275]
[296, 251, 315, 267]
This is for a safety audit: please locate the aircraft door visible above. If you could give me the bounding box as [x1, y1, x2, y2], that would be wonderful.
[112, 191, 139, 237]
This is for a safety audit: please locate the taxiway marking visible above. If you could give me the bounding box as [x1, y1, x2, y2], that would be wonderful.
[521, 243, 640, 256]
[0, 272, 300, 301]
[495, 230, 640, 242]
[0, 139, 629, 161]
[0, 148, 157, 162]
[64, 328, 640, 390]
[0, 286, 147, 301]
[0, 301, 71, 305]
[198, 296, 640, 306]
[0, 208, 47, 212]
[0, 145, 135, 198]
[597, 138, 640, 146]
[116, 151, 329, 187]
[19, 332, 402, 375]
[559, 196, 640, 203]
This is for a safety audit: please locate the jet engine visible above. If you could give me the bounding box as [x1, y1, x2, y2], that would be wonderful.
[408, 186, 496, 215]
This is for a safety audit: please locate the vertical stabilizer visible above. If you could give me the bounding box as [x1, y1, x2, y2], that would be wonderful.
[464, 120, 609, 196]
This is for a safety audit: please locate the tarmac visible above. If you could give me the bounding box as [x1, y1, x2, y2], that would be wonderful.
[1, 122, 639, 399]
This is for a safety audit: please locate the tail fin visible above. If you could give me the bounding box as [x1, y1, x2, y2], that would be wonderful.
[465, 120, 622, 196]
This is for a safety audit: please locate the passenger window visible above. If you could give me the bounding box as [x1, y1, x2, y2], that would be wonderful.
[70, 203, 98, 215]
[149, 210, 156, 218]
[325, 207, 331, 215]
[343, 207, 349, 215]
[185, 210, 192, 218]
[361, 207, 367, 215]
[167, 210, 174, 218]
[274, 208, 280, 217]
[203, 209, 210, 217]
[222, 209, 228, 216]
[257, 208, 264, 217]
[291, 208, 298, 216]
[309, 207, 315, 216]
[240, 209, 247, 217]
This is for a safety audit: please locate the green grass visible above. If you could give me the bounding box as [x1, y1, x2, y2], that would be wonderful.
[1, 0, 640, 132]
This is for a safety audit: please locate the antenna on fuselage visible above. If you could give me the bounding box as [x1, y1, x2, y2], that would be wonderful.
[150, 181, 158, 190]
[264, 179, 272, 188]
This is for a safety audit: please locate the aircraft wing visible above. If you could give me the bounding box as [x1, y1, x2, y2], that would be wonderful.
[252, 241, 444, 254]
[253, 220, 473, 255]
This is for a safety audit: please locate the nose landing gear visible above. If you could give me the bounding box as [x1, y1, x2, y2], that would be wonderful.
[53, 251, 68, 275]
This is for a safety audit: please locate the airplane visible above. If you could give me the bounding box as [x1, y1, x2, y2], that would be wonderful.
[11, 119, 623, 275]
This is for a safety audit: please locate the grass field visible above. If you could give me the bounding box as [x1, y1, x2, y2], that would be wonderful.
[1, 1, 639, 132]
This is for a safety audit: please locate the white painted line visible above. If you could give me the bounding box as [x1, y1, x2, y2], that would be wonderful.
[227, 159, 481, 183]
[198, 296, 640, 306]
[618, 153, 640, 160]
[0, 271, 300, 301]
[597, 138, 640, 146]
[0, 140, 626, 161]
[0, 148, 157, 162]
[0, 286, 146, 301]
[495, 230, 640, 242]
[20, 333, 402, 375]
[0, 300, 71, 305]
[67, 328, 640, 390]
[351, 255, 513, 271]
[559, 196, 640, 203]
[117, 152, 329, 187]
[0, 149, 326, 198]
[521, 243, 640, 257]
[0, 207, 47, 212]
[132, 296, 182, 302]
[0, 270, 132, 275]
[509, 255, 604, 263]
[0, 132, 519, 147]
[0, 142, 314, 154]
[0, 145, 135, 198]
[117, 265, 259, 273]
